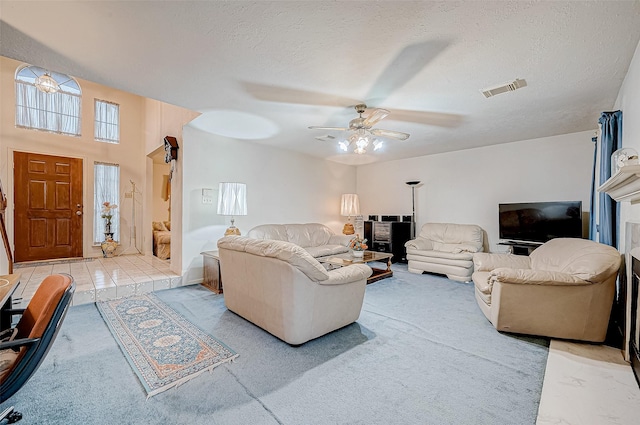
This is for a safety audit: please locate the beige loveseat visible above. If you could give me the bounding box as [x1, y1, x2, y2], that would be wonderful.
[247, 223, 352, 258]
[217, 235, 372, 345]
[152, 221, 171, 260]
[472, 238, 621, 342]
[404, 223, 484, 282]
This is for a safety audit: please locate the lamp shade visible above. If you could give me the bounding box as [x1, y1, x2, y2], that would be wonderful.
[340, 194, 360, 216]
[217, 182, 247, 216]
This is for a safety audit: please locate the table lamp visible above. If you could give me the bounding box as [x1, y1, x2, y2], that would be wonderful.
[217, 182, 247, 236]
[340, 194, 360, 235]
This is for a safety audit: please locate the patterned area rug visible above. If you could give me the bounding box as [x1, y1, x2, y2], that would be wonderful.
[96, 293, 238, 398]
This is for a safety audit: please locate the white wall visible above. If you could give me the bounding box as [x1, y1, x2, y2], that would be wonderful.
[179, 125, 357, 284]
[615, 38, 640, 251]
[357, 131, 595, 252]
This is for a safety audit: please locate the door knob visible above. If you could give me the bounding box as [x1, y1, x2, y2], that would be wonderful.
[76, 211, 82, 216]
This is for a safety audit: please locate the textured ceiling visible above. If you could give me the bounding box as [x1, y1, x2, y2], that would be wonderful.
[2, 1, 640, 165]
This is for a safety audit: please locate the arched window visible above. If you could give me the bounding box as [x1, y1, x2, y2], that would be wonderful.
[15, 64, 82, 136]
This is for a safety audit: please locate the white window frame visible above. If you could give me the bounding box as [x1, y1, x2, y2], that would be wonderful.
[94, 99, 120, 144]
[15, 65, 82, 136]
[94, 162, 120, 244]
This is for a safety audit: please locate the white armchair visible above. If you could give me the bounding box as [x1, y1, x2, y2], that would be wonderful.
[405, 223, 484, 282]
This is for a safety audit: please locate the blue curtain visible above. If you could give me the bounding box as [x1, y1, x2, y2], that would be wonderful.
[595, 110, 623, 247]
[589, 136, 598, 240]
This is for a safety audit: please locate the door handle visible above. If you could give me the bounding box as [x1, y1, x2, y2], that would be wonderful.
[76, 211, 82, 216]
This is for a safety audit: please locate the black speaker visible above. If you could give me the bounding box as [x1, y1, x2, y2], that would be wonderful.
[368, 215, 378, 221]
[381, 215, 399, 222]
[402, 215, 412, 222]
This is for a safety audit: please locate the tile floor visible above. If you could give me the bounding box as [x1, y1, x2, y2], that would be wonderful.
[537, 340, 640, 424]
[9, 260, 640, 423]
[11, 254, 182, 308]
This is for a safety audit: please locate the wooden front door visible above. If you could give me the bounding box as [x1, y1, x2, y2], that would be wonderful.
[14, 152, 83, 262]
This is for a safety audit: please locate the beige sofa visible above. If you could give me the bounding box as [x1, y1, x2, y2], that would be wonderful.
[217, 235, 372, 345]
[472, 238, 621, 342]
[247, 223, 352, 258]
[404, 223, 484, 282]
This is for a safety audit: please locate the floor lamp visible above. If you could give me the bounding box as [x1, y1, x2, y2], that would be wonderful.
[406, 181, 420, 238]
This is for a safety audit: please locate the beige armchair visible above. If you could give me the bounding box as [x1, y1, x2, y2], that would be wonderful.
[405, 223, 484, 282]
[217, 235, 372, 345]
[472, 238, 621, 342]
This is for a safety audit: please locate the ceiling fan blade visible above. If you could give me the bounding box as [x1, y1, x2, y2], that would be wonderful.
[242, 82, 360, 107]
[308, 126, 350, 131]
[391, 109, 465, 128]
[314, 135, 337, 142]
[365, 40, 450, 102]
[370, 128, 410, 141]
[362, 108, 390, 127]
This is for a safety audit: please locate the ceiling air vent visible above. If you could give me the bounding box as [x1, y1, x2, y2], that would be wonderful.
[481, 78, 527, 98]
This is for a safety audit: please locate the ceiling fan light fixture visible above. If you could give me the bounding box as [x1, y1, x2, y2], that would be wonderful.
[34, 72, 60, 93]
[311, 103, 410, 155]
[355, 136, 369, 150]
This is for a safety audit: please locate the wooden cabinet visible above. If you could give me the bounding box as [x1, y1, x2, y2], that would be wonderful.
[364, 221, 414, 263]
[497, 241, 541, 256]
[201, 251, 222, 293]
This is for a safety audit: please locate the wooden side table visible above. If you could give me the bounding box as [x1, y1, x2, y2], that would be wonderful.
[201, 251, 222, 294]
[1, 274, 21, 331]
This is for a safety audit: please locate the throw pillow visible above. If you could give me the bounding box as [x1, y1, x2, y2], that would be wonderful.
[163, 221, 171, 231]
[152, 221, 167, 231]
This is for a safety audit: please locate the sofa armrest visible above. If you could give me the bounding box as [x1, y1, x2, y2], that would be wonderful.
[473, 252, 530, 272]
[491, 268, 590, 286]
[329, 234, 355, 247]
[405, 238, 433, 251]
[320, 264, 373, 285]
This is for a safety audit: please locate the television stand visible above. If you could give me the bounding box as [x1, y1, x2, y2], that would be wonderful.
[498, 241, 542, 256]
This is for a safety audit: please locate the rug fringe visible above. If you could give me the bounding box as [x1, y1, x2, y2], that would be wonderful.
[145, 354, 239, 400]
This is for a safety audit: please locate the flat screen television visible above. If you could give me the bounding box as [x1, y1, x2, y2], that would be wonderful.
[499, 201, 583, 244]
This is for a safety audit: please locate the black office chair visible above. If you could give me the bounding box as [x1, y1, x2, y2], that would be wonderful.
[0, 274, 75, 424]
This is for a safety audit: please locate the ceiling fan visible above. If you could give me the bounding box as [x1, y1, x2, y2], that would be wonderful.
[309, 103, 410, 154]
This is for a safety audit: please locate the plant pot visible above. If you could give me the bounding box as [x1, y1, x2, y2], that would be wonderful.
[352, 250, 364, 258]
[101, 239, 118, 258]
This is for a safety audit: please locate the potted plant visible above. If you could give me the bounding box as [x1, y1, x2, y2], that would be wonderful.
[349, 234, 368, 258]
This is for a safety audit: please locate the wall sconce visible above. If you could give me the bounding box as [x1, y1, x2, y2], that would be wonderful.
[340, 194, 360, 235]
[217, 182, 247, 236]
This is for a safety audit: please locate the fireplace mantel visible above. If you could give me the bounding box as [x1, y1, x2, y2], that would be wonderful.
[598, 164, 640, 203]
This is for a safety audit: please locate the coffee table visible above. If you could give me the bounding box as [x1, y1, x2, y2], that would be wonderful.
[319, 251, 393, 284]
